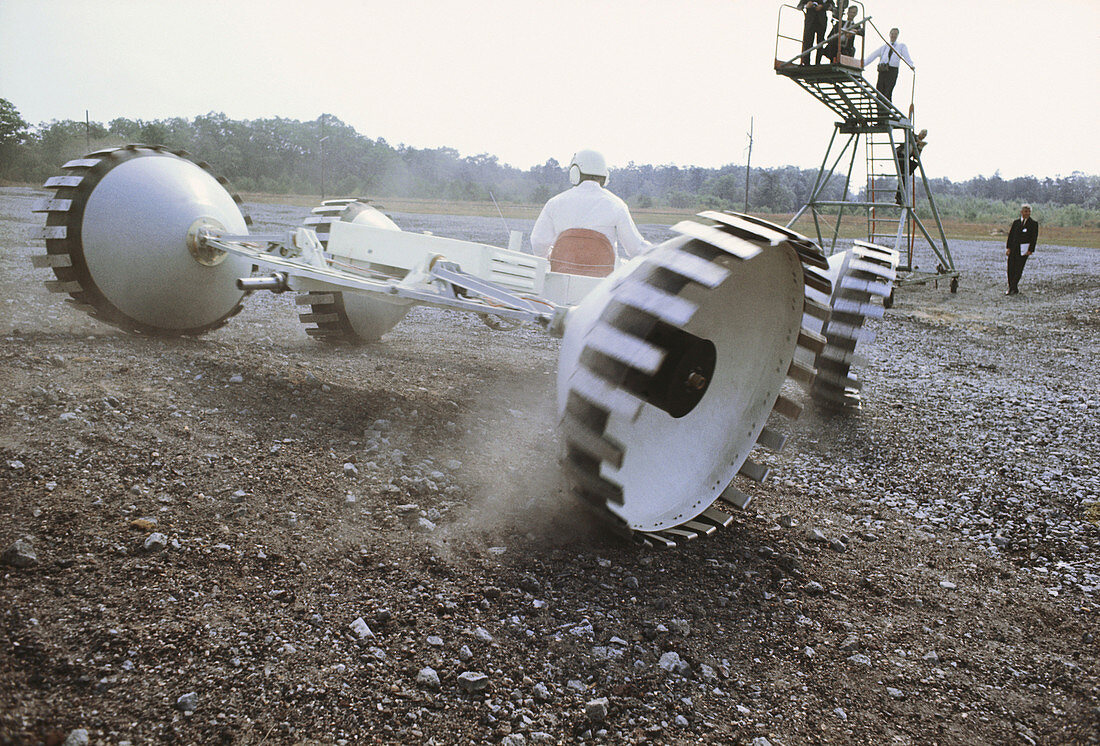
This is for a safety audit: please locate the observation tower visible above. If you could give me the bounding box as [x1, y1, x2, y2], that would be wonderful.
[774, 3, 957, 293]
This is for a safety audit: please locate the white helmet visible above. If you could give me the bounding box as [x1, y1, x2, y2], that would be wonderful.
[568, 149, 609, 186]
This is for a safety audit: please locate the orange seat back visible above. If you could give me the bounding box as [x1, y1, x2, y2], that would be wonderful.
[548, 228, 615, 277]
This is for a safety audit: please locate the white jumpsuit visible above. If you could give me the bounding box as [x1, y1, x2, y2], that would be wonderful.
[529, 181, 653, 259]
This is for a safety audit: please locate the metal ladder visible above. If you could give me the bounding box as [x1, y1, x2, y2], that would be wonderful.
[866, 129, 915, 269]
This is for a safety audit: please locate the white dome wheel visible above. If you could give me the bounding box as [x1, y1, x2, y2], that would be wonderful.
[32, 145, 252, 335]
[295, 199, 411, 344]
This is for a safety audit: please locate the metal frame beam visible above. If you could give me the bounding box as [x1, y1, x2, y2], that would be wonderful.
[778, 68, 955, 288]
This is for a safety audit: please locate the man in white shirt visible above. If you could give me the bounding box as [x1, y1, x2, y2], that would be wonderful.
[530, 150, 653, 262]
[864, 27, 914, 114]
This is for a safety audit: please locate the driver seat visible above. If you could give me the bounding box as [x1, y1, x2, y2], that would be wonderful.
[548, 228, 615, 277]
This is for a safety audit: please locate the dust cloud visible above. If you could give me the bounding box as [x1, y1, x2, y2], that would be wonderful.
[432, 363, 610, 556]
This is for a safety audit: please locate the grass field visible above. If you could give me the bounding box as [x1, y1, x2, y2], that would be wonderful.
[240, 192, 1100, 248]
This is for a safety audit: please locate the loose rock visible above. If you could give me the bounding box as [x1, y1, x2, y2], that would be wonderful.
[349, 618, 374, 640]
[143, 533, 168, 553]
[62, 730, 89, 746]
[417, 667, 440, 690]
[457, 671, 489, 693]
[586, 697, 610, 722]
[658, 651, 691, 676]
[2, 537, 37, 567]
[176, 692, 198, 712]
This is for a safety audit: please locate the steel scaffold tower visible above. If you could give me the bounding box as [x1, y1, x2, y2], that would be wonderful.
[774, 3, 957, 293]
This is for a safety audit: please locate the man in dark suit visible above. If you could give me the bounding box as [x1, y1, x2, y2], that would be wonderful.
[797, 0, 835, 65]
[1005, 204, 1038, 295]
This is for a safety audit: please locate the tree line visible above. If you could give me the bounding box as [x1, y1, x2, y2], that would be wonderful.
[1, 100, 1096, 226]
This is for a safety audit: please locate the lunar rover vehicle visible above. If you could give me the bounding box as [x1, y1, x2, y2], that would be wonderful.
[30, 144, 895, 547]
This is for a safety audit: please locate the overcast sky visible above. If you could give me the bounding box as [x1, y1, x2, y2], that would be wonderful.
[1, 0, 1097, 181]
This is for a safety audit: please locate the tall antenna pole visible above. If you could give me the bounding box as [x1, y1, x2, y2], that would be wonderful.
[488, 191, 511, 236]
[85, 110, 91, 151]
[744, 116, 753, 213]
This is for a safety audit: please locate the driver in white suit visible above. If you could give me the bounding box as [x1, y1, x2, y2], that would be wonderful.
[530, 150, 653, 260]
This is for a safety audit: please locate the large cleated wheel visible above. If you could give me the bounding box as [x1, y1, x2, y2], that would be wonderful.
[556, 211, 832, 548]
[296, 199, 411, 344]
[31, 145, 253, 335]
[808, 241, 899, 411]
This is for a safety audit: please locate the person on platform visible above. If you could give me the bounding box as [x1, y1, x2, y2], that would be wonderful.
[530, 150, 653, 275]
[822, 12, 841, 62]
[797, 0, 836, 65]
[839, 5, 863, 58]
[894, 129, 927, 205]
[1005, 204, 1038, 295]
[823, 4, 860, 63]
[864, 27, 913, 115]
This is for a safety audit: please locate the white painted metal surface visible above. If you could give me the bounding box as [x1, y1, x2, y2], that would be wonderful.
[80, 155, 250, 329]
[558, 234, 809, 535]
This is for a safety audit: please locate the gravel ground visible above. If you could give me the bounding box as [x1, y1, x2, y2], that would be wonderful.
[0, 185, 1097, 745]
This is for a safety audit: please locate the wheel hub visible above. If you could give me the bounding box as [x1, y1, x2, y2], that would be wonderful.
[187, 217, 229, 266]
